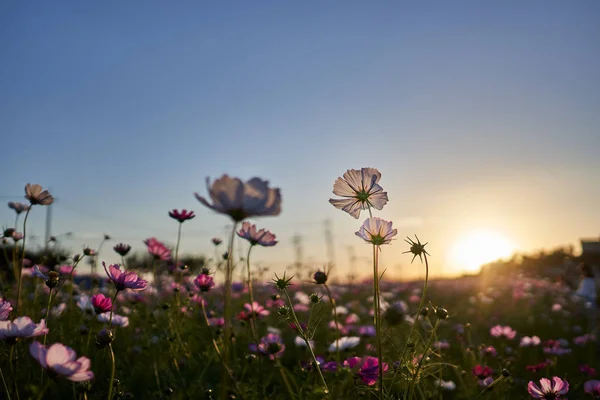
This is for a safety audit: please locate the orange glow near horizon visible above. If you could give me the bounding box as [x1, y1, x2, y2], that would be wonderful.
[449, 230, 515, 274]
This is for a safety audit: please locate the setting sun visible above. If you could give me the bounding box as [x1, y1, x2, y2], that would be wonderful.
[449, 230, 515, 273]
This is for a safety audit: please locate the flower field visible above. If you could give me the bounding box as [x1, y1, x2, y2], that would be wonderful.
[1, 173, 598, 400]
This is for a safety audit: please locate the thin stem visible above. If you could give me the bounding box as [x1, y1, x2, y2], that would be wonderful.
[220, 222, 237, 399]
[282, 289, 329, 394]
[324, 284, 341, 364]
[245, 245, 259, 343]
[107, 344, 116, 400]
[108, 290, 119, 329]
[474, 375, 507, 400]
[372, 244, 383, 399]
[15, 207, 32, 314]
[0, 366, 11, 400]
[275, 358, 296, 399]
[409, 318, 441, 400]
[36, 380, 51, 400]
[174, 223, 182, 306]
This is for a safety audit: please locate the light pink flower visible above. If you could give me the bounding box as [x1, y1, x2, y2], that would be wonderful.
[103, 262, 148, 291]
[584, 380, 600, 396]
[8, 201, 30, 214]
[0, 298, 13, 320]
[329, 168, 388, 219]
[144, 238, 171, 261]
[194, 175, 281, 222]
[490, 325, 516, 340]
[520, 336, 541, 347]
[0, 316, 48, 341]
[528, 377, 569, 399]
[237, 222, 278, 247]
[29, 341, 93, 382]
[355, 217, 397, 246]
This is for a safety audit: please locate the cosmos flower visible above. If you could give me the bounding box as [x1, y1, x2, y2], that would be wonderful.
[97, 313, 129, 327]
[329, 168, 388, 219]
[357, 356, 389, 386]
[91, 294, 113, 314]
[8, 201, 30, 214]
[434, 380, 457, 391]
[195, 175, 281, 222]
[169, 209, 196, 223]
[472, 365, 493, 380]
[103, 262, 148, 292]
[144, 238, 171, 261]
[236, 222, 277, 247]
[528, 377, 569, 399]
[25, 184, 54, 205]
[584, 380, 600, 396]
[238, 302, 270, 321]
[490, 325, 516, 340]
[0, 298, 13, 320]
[0, 317, 49, 341]
[355, 217, 397, 246]
[29, 341, 94, 382]
[113, 243, 132, 257]
[328, 336, 360, 352]
[251, 333, 285, 360]
[194, 274, 215, 292]
[520, 336, 541, 347]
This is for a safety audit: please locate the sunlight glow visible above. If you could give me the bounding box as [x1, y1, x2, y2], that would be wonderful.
[449, 230, 515, 273]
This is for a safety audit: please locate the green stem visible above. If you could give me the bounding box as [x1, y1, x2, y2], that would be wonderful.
[108, 290, 119, 329]
[245, 245, 259, 344]
[107, 344, 116, 400]
[372, 244, 383, 399]
[474, 375, 506, 400]
[0, 366, 11, 400]
[174, 223, 182, 306]
[15, 207, 31, 315]
[275, 358, 296, 399]
[36, 380, 51, 400]
[282, 289, 329, 394]
[220, 222, 237, 399]
[324, 284, 341, 364]
[409, 319, 441, 400]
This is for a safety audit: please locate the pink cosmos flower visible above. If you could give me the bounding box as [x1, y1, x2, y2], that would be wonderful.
[0, 317, 49, 341]
[520, 336, 541, 347]
[25, 184, 54, 205]
[8, 201, 30, 214]
[481, 346, 498, 357]
[236, 222, 278, 247]
[91, 294, 113, 314]
[355, 217, 397, 246]
[194, 175, 281, 222]
[490, 325, 516, 339]
[357, 356, 389, 386]
[251, 333, 285, 360]
[29, 342, 94, 382]
[103, 262, 148, 291]
[194, 274, 215, 292]
[237, 302, 270, 321]
[144, 238, 172, 261]
[329, 168, 389, 219]
[528, 377, 569, 399]
[472, 365, 493, 380]
[169, 209, 196, 223]
[0, 298, 12, 320]
[584, 380, 600, 396]
[58, 265, 75, 276]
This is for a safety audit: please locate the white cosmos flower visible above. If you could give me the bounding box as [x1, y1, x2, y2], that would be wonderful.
[356, 217, 398, 246]
[328, 336, 360, 352]
[329, 168, 388, 219]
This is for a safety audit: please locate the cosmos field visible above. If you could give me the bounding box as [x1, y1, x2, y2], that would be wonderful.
[1, 170, 598, 400]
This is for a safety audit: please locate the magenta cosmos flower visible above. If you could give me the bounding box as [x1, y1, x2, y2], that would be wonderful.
[0, 298, 12, 320]
[194, 175, 281, 222]
[528, 377, 569, 399]
[238, 301, 270, 321]
[251, 333, 285, 360]
[357, 356, 389, 386]
[329, 168, 388, 219]
[91, 294, 113, 314]
[237, 222, 278, 247]
[30, 342, 94, 382]
[169, 209, 196, 223]
[144, 237, 171, 261]
[0, 316, 48, 342]
[584, 380, 600, 396]
[25, 184, 54, 205]
[490, 325, 516, 339]
[355, 217, 397, 245]
[103, 262, 148, 291]
[194, 273, 215, 292]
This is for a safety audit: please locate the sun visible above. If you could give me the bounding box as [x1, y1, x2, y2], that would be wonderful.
[449, 230, 515, 273]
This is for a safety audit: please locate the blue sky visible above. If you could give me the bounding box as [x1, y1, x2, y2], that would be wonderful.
[2, 1, 599, 280]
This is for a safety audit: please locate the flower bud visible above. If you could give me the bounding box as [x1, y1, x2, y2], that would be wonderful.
[309, 293, 321, 304]
[45, 271, 60, 289]
[95, 328, 114, 349]
[277, 306, 289, 317]
[313, 271, 328, 284]
[435, 307, 448, 320]
[501, 368, 510, 377]
[420, 307, 429, 317]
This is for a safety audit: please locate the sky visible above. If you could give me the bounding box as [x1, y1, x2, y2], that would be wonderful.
[1, 1, 599, 281]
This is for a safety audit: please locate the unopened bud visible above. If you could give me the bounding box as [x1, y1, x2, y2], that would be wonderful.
[95, 328, 114, 348]
[45, 271, 60, 289]
[435, 307, 448, 320]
